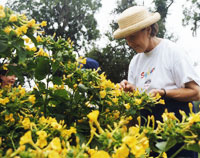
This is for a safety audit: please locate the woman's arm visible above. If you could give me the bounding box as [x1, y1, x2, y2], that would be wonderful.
[150, 81, 200, 102]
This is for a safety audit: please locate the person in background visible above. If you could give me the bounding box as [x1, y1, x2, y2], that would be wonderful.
[82, 57, 99, 70]
[0, 69, 16, 88]
[113, 6, 200, 157]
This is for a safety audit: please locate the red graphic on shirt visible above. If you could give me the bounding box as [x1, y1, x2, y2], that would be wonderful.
[141, 67, 155, 79]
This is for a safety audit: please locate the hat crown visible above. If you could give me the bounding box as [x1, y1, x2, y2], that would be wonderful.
[118, 6, 150, 29]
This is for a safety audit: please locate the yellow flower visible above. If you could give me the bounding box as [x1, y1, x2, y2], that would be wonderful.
[37, 130, 47, 138]
[39, 116, 48, 124]
[112, 144, 129, 158]
[40, 21, 47, 27]
[188, 102, 193, 113]
[114, 110, 120, 119]
[51, 122, 62, 130]
[36, 137, 47, 148]
[20, 25, 28, 34]
[88, 149, 96, 156]
[5, 113, 15, 122]
[61, 127, 76, 138]
[48, 150, 60, 158]
[21, 14, 27, 20]
[50, 137, 62, 151]
[159, 99, 165, 104]
[0, 10, 5, 18]
[3, 64, 8, 70]
[35, 48, 49, 57]
[25, 45, 32, 51]
[124, 103, 130, 110]
[91, 150, 110, 158]
[0, 5, 4, 10]
[24, 37, 30, 43]
[36, 35, 42, 42]
[188, 113, 200, 125]
[105, 100, 112, 106]
[133, 89, 140, 97]
[100, 90, 106, 98]
[28, 95, 36, 104]
[87, 110, 99, 123]
[0, 97, 9, 105]
[80, 58, 87, 64]
[162, 152, 167, 158]
[27, 19, 36, 27]
[73, 84, 78, 89]
[113, 89, 121, 97]
[9, 14, 18, 22]
[22, 117, 31, 129]
[4, 26, 12, 34]
[19, 131, 33, 145]
[31, 47, 37, 52]
[15, 27, 23, 36]
[129, 127, 139, 136]
[19, 88, 26, 97]
[154, 93, 161, 100]
[135, 98, 142, 105]
[162, 109, 179, 122]
[112, 97, 118, 103]
[140, 136, 149, 149]
[123, 136, 137, 148]
[36, 138, 47, 148]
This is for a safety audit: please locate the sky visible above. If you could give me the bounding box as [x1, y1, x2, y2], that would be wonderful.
[1, 0, 200, 70]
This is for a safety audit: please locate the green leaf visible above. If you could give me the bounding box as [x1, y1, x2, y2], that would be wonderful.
[156, 141, 168, 151]
[28, 33, 37, 46]
[0, 40, 8, 53]
[38, 82, 46, 90]
[184, 143, 200, 152]
[52, 61, 60, 74]
[54, 89, 69, 99]
[18, 50, 28, 64]
[35, 57, 50, 80]
[155, 138, 177, 152]
[52, 76, 62, 85]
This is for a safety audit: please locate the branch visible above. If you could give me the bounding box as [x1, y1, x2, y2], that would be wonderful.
[166, 0, 174, 10]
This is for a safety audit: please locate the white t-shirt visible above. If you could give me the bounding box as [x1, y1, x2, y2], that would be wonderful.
[128, 39, 200, 93]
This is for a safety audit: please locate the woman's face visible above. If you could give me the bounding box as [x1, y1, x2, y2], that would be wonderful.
[0, 75, 16, 87]
[125, 28, 150, 53]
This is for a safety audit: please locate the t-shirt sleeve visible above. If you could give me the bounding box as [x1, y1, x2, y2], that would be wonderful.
[172, 50, 200, 88]
[128, 58, 135, 85]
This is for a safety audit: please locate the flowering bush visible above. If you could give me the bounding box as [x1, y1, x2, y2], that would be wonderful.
[1, 5, 200, 158]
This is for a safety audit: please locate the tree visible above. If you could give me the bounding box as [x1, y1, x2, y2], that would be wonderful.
[86, 35, 134, 83]
[86, 0, 137, 83]
[6, 0, 102, 51]
[86, 0, 175, 83]
[153, 0, 175, 38]
[182, 0, 200, 36]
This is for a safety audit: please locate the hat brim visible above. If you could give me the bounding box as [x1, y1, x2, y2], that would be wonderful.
[113, 12, 161, 39]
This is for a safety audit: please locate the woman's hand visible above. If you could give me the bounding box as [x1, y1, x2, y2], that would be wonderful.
[149, 89, 165, 97]
[119, 80, 135, 92]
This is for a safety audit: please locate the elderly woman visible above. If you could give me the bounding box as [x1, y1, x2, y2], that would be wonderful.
[114, 6, 200, 157]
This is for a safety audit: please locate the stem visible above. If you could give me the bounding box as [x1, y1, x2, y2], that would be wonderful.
[171, 144, 185, 158]
[8, 135, 16, 151]
[44, 76, 50, 117]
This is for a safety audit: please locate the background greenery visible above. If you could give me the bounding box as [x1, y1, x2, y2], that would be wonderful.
[5, 0, 200, 83]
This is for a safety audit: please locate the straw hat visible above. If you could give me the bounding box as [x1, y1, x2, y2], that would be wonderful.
[113, 6, 161, 39]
